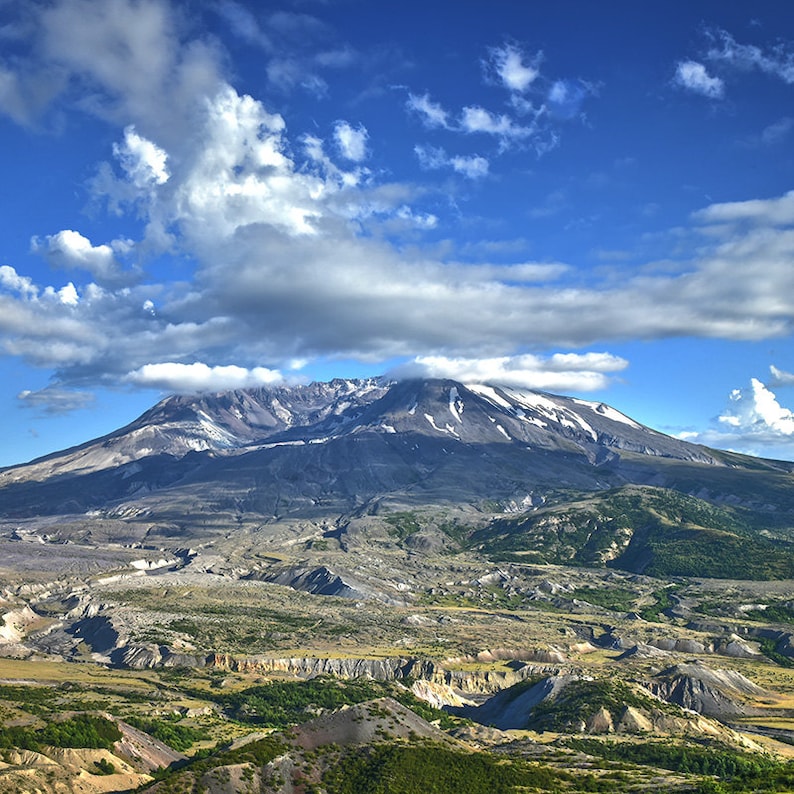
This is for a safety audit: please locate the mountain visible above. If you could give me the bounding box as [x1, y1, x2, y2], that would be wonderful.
[1, 377, 793, 578]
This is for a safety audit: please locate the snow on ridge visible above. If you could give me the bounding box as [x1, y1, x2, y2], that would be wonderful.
[499, 387, 597, 440]
[500, 387, 560, 414]
[572, 398, 641, 429]
[466, 384, 513, 410]
[449, 386, 464, 423]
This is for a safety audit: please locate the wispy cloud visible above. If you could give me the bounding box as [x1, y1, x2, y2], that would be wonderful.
[414, 144, 489, 179]
[406, 92, 451, 129]
[675, 28, 794, 101]
[706, 29, 794, 84]
[17, 385, 96, 415]
[407, 41, 591, 159]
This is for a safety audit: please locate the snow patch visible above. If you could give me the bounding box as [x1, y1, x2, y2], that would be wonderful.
[573, 398, 641, 428]
[425, 413, 459, 436]
[449, 387, 464, 423]
[496, 425, 510, 440]
[467, 384, 513, 410]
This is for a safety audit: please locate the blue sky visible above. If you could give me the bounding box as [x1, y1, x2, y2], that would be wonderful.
[3, 0, 794, 467]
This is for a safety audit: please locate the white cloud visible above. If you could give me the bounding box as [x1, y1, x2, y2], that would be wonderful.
[391, 352, 628, 392]
[217, 1, 271, 48]
[5, 3, 794, 418]
[31, 230, 137, 286]
[460, 105, 529, 138]
[125, 362, 283, 392]
[674, 60, 724, 98]
[170, 85, 325, 239]
[0, 64, 63, 126]
[706, 29, 794, 84]
[414, 144, 448, 170]
[488, 44, 540, 92]
[406, 92, 450, 129]
[769, 365, 794, 387]
[693, 189, 794, 226]
[0, 265, 38, 299]
[414, 145, 489, 179]
[114, 125, 169, 187]
[678, 376, 794, 459]
[726, 380, 794, 434]
[394, 205, 437, 229]
[546, 79, 593, 120]
[37, 0, 224, 144]
[55, 282, 79, 306]
[761, 117, 794, 146]
[451, 154, 489, 179]
[333, 120, 368, 162]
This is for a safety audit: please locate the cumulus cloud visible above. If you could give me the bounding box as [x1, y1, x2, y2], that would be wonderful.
[682, 377, 794, 459]
[31, 230, 138, 286]
[113, 125, 169, 187]
[674, 60, 724, 98]
[333, 120, 368, 162]
[125, 362, 283, 392]
[391, 352, 628, 392]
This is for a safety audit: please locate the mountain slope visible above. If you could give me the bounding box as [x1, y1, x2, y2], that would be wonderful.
[1, 378, 793, 579]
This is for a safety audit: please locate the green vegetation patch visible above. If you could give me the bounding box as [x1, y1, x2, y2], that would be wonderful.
[321, 740, 577, 794]
[569, 586, 637, 612]
[124, 715, 208, 751]
[384, 511, 423, 540]
[216, 677, 458, 729]
[565, 737, 794, 792]
[147, 734, 287, 792]
[638, 585, 681, 622]
[472, 486, 794, 580]
[0, 713, 121, 751]
[745, 601, 794, 626]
